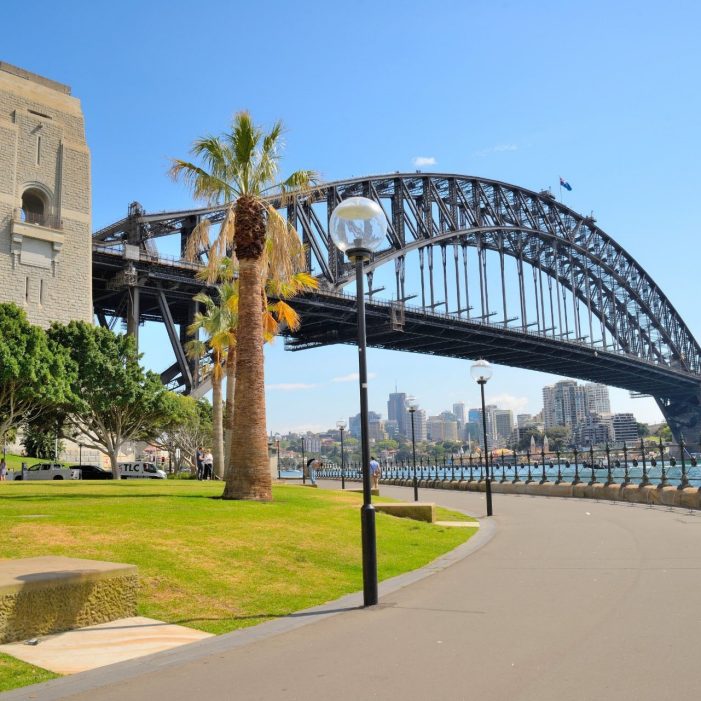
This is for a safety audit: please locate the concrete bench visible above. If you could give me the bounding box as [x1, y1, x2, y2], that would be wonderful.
[374, 502, 436, 523]
[0, 556, 138, 643]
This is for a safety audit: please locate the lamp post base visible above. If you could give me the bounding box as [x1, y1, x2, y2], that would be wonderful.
[361, 504, 378, 606]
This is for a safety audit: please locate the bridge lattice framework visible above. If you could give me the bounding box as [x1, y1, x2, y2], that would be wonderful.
[91, 173, 701, 444]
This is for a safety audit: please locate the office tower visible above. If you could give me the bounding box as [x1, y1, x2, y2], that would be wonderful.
[611, 413, 638, 443]
[388, 392, 408, 437]
[452, 402, 466, 430]
[584, 383, 611, 415]
[543, 380, 588, 429]
[493, 409, 514, 444]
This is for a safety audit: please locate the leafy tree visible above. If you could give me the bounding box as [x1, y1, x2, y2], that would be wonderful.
[152, 395, 213, 474]
[655, 424, 672, 442]
[22, 421, 65, 460]
[544, 425, 571, 452]
[170, 111, 317, 501]
[0, 303, 75, 439]
[516, 426, 543, 452]
[637, 422, 650, 437]
[47, 321, 177, 478]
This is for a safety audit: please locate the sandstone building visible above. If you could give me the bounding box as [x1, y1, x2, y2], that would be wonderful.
[0, 62, 92, 326]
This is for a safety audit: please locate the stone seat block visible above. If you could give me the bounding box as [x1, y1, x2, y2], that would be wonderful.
[373, 502, 435, 523]
[0, 556, 138, 644]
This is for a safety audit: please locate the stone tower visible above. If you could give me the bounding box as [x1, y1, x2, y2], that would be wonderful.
[0, 62, 92, 326]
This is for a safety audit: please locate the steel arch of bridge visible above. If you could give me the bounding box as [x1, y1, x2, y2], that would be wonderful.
[92, 173, 701, 443]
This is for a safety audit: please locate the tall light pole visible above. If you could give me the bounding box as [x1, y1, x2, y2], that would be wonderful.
[329, 196, 388, 607]
[337, 419, 347, 489]
[301, 436, 306, 485]
[276, 437, 281, 478]
[408, 402, 419, 502]
[471, 359, 494, 516]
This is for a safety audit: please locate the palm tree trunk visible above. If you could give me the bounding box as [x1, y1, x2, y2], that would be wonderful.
[211, 372, 225, 479]
[223, 256, 271, 500]
[223, 347, 236, 466]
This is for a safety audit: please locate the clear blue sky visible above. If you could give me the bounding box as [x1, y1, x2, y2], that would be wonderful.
[5, 0, 700, 432]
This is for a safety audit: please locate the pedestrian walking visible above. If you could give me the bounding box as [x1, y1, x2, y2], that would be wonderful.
[196, 447, 204, 481]
[203, 450, 213, 480]
[0, 458, 7, 481]
[306, 457, 318, 485]
[370, 456, 381, 489]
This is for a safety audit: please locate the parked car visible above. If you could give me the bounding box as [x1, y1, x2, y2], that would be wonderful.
[76, 464, 112, 480]
[117, 461, 167, 479]
[13, 463, 77, 481]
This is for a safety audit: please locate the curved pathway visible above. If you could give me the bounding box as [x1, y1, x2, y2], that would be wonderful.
[7, 485, 701, 701]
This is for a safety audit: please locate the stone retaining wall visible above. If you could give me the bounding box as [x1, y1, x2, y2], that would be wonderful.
[372, 477, 701, 509]
[0, 556, 138, 643]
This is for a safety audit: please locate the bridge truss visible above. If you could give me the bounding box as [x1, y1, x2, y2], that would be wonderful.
[92, 174, 701, 444]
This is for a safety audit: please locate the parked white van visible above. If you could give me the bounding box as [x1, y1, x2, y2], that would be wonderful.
[117, 462, 167, 480]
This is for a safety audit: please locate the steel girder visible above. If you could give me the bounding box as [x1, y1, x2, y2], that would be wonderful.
[92, 173, 701, 441]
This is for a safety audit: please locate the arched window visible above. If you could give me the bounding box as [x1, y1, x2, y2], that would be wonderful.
[21, 189, 47, 225]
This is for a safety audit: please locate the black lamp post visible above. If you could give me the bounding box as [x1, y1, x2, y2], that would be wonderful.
[276, 438, 281, 478]
[330, 196, 388, 607]
[79, 443, 83, 467]
[409, 402, 419, 501]
[301, 436, 306, 484]
[471, 359, 493, 516]
[337, 419, 347, 489]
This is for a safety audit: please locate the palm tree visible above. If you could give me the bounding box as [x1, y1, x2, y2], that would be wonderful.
[185, 291, 235, 479]
[204, 258, 317, 462]
[171, 111, 317, 500]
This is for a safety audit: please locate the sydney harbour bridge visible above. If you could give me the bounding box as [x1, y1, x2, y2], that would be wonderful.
[91, 173, 701, 445]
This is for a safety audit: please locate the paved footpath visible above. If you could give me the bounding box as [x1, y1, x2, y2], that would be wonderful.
[6, 485, 701, 701]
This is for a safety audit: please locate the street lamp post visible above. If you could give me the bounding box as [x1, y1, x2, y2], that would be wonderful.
[471, 359, 494, 516]
[301, 437, 306, 484]
[337, 419, 347, 489]
[329, 196, 388, 607]
[276, 438, 281, 478]
[408, 402, 419, 501]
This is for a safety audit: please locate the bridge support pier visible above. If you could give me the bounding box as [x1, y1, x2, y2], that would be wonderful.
[659, 393, 701, 448]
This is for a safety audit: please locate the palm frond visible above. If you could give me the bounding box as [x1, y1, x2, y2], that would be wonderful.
[272, 300, 301, 332]
[184, 219, 212, 263]
[169, 158, 234, 204]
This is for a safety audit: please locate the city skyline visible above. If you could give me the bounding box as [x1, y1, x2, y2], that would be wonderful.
[296, 379, 648, 441]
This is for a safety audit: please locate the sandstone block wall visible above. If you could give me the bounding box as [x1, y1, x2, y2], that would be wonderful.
[0, 62, 92, 326]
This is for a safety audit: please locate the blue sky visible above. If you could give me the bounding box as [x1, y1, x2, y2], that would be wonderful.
[5, 0, 700, 432]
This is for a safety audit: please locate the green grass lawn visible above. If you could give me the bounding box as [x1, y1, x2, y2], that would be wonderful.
[0, 654, 59, 692]
[0, 481, 475, 636]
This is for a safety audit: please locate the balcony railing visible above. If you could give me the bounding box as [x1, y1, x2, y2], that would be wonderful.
[14, 208, 63, 230]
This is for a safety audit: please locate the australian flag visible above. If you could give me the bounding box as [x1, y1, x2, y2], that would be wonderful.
[559, 177, 572, 191]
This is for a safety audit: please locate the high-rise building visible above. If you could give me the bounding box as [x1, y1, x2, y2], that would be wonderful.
[516, 413, 535, 440]
[349, 411, 382, 439]
[543, 380, 588, 430]
[494, 409, 514, 444]
[584, 383, 611, 415]
[427, 413, 459, 441]
[574, 413, 612, 446]
[468, 408, 481, 424]
[413, 409, 428, 442]
[368, 415, 386, 442]
[611, 413, 638, 444]
[388, 392, 408, 437]
[452, 402, 466, 430]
